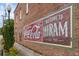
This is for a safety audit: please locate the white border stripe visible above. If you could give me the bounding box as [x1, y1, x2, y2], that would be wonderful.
[24, 40, 72, 48]
[70, 6, 73, 48]
[24, 6, 73, 48]
[24, 5, 72, 27]
[70, 6, 72, 38]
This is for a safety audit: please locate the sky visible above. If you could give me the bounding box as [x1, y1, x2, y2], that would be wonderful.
[0, 3, 17, 28]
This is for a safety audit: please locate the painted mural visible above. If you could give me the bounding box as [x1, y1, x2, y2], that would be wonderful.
[23, 6, 72, 47]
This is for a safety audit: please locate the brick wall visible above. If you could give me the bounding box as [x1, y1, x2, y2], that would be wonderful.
[14, 3, 79, 56]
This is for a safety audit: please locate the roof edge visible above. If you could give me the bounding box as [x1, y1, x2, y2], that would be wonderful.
[14, 3, 19, 13]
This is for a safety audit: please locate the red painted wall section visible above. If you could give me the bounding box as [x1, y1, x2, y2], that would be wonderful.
[14, 3, 79, 55]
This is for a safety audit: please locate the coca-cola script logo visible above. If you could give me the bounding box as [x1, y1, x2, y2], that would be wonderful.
[23, 24, 41, 40]
[32, 25, 40, 33]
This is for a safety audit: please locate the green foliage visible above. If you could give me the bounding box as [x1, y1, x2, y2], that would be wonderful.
[5, 47, 19, 56]
[0, 28, 2, 35]
[8, 48, 18, 56]
[2, 19, 15, 51]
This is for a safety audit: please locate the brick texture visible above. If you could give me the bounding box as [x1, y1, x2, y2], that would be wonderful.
[14, 3, 79, 55]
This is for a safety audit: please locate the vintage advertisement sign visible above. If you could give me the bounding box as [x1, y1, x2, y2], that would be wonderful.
[23, 20, 43, 41]
[23, 6, 72, 47]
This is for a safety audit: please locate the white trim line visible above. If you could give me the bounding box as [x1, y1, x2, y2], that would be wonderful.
[70, 6, 72, 38]
[70, 6, 73, 48]
[24, 6, 72, 27]
[24, 40, 72, 48]
[23, 6, 73, 48]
